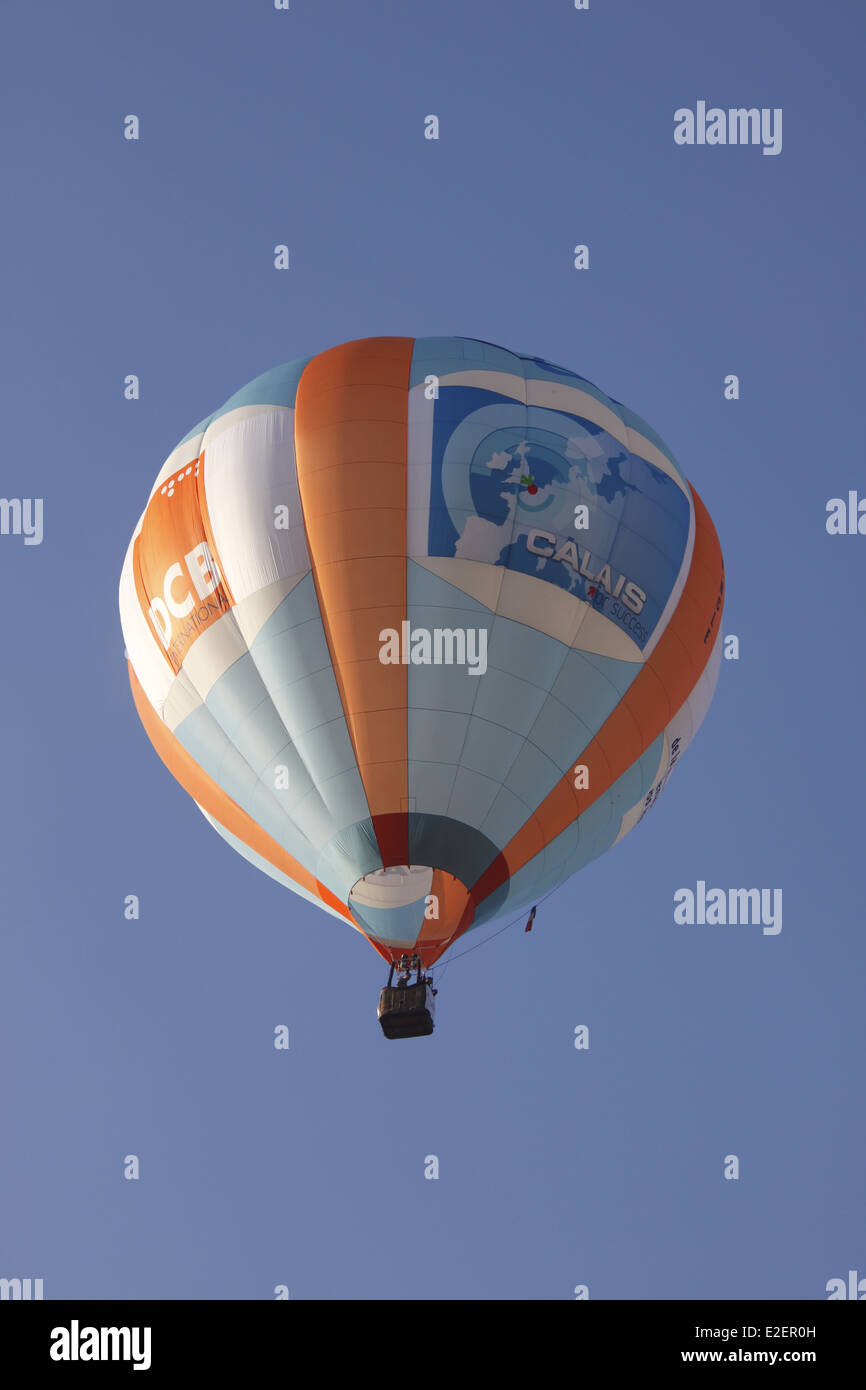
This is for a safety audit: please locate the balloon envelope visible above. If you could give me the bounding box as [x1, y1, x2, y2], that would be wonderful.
[120, 337, 724, 965]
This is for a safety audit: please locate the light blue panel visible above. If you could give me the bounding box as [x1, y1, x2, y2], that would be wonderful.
[407, 659, 480, 716]
[445, 765, 501, 827]
[405, 556, 650, 852]
[172, 565, 376, 906]
[515, 741, 657, 912]
[317, 819, 382, 895]
[407, 707, 470, 764]
[477, 781, 536, 851]
[410, 337, 528, 383]
[263, 666, 346, 740]
[470, 670, 550, 737]
[267, 753, 316, 826]
[487, 611, 566, 685]
[347, 898, 426, 948]
[199, 810, 348, 924]
[178, 705, 259, 801]
[549, 647, 637, 715]
[293, 717, 361, 787]
[292, 768, 374, 860]
[204, 652, 271, 744]
[523, 646, 643, 785]
[407, 759, 461, 816]
[175, 703, 338, 893]
[525, 693, 593, 774]
[196, 657, 351, 848]
[471, 735, 664, 928]
[407, 557, 494, 613]
[253, 614, 332, 685]
[409, 559, 567, 733]
[503, 739, 562, 809]
[247, 576, 370, 825]
[214, 701, 298, 780]
[405, 562, 492, 792]
[459, 717, 524, 781]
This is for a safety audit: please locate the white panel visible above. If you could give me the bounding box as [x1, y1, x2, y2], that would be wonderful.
[203, 406, 309, 602]
[232, 573, 307, 648]
[414, 556, 643, 662]
[162, 670, 202, 732]
[179, 609, 249, 702]
[350, 866, 433, 909]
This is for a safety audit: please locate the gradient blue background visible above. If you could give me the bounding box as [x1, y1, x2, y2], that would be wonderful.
[2, 0, 864, 1300]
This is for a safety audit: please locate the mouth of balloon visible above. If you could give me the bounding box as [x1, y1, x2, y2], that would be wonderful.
[348, 865, 462, 951]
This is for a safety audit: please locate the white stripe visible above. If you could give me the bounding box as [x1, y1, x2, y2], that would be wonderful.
[414, 556, 644, 662]
[146, 403, 293, 503]
[231, 573, 308, 648]
[177, 609, 248, 705]
[162, 670, 202, 732]
[203, 406, 309, 602]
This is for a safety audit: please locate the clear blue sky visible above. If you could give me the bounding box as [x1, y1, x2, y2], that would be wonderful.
[1, 0, 864, 1300]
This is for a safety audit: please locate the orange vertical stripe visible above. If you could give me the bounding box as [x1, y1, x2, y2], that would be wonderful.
[294, 338, 414, 867]
[412, 871, 473, 963]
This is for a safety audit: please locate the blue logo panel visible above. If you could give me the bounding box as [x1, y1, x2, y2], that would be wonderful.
[426, 386, 691, 651]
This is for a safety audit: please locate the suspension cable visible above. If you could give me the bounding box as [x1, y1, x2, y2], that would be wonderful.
[434, 886, 561, 985]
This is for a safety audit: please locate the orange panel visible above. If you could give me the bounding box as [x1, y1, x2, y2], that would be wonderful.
[294, 338, 414, 867]
[132, 451, 235, 676]
[412, 871, 474, 966]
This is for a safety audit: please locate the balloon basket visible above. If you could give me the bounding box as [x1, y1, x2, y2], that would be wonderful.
[378, 955, 437, 1039]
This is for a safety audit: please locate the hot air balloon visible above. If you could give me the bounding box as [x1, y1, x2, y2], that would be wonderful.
[119, 337, 724, 1037]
